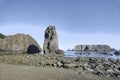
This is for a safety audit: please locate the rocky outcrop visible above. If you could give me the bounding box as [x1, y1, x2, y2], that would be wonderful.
[0, 33, 42, 53]
[43, 25, 64, 54]
[74, 45, 113, 54]
[114, 51, 120, 55]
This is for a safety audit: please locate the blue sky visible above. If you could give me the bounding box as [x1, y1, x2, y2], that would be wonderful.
[0, 0, 120, 50]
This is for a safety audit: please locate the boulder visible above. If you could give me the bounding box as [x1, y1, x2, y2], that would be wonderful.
[74, 45, 113, 54]
[0, 33, 42, 53]
[116, 59, 120, 64]
[114, 51, 120, 55]
[43, 25, 64, 54]
[108, 58, 116, 63]
[55, 49, 64, 54]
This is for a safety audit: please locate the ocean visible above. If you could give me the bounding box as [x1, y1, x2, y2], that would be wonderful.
[64, 51, 120, 59]
[40, 51, 120, 59]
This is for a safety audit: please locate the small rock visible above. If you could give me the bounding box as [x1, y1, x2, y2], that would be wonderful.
[118, 67, 120, 71]
[89, 58, 96, 63]
[52, 63, 57, 67]
[116, 59, 120, 63]
[108, 58, 116, 64]
[63, 63, 75, 69]
[112, 72, 120, 77]
[114, 51, 120, 55]
[78, 71, 85, 74]
[110, 54, 113, 56]
[56, 62, 63, 67]
[93, 70, 101, 75]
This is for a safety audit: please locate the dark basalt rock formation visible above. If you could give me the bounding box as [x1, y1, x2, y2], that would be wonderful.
[27, 44, 40, 54]
[0, 33, 42, 53]
[114, 51, 120, 55]
[74, 45, 113, 54]
[43, 25, 64, 54]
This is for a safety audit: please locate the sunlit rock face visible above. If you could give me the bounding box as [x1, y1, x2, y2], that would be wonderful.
[0, 33, 42, 53]
[43, 25, 64, 54]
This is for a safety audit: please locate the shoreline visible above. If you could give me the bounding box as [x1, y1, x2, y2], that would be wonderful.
[0, 53, 120, 80]
[0, 63, 117, 80]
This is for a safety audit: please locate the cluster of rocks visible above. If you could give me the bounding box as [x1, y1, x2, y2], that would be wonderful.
[37, 55, 120, 77]
[1, 53, 119, 77]
[74, 45, 114, 54]
[75, 57, 120, 77]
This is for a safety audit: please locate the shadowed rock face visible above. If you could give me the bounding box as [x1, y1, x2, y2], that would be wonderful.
[114, 51, 120, 55]
[74, 45, 113, 54]
[0, 33, 42, 53]
[27, 44, 40, 54]
[43, 25, 64, 54]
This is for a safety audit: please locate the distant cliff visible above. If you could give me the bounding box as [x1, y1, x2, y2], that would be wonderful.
[74, 45, 115, 54]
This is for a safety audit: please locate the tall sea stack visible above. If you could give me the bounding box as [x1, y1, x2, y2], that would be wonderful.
[43, 25, 64, 54]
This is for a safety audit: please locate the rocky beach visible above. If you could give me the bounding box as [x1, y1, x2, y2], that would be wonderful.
[0, 25, 120, 80]
[1, 0, 120, 79]
[0, 52, 120, 80]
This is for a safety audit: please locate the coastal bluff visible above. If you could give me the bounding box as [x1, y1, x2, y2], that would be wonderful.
[0, 33, 42, 53]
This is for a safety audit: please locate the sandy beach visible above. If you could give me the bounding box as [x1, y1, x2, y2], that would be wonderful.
[0, 63, 118, 80]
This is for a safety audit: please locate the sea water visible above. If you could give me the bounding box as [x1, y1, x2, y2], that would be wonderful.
[64, 51, 120, 59]
[40, 51, 120, 59]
